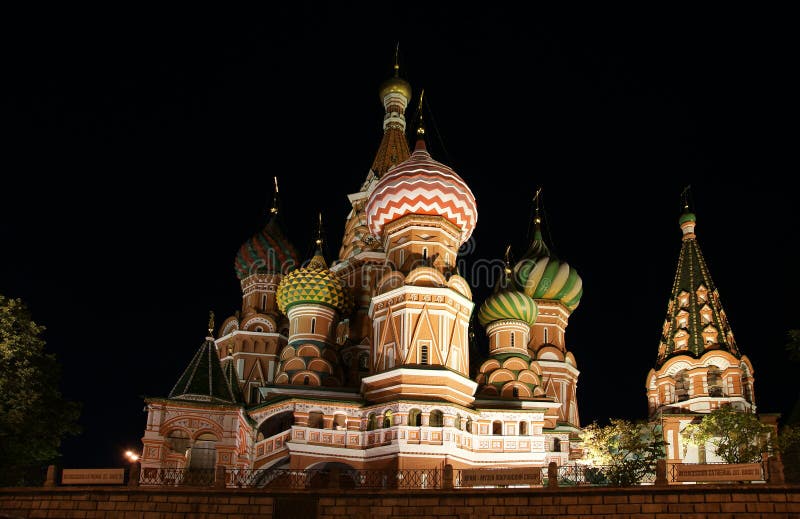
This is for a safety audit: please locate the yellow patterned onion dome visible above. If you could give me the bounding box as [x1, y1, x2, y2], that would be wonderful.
[276, 251, 351, 315]
[513, 229, 583, 313]
[379, 75, 412, 101]
[366, 140, 478, 244]
[477, 290, 538, 327]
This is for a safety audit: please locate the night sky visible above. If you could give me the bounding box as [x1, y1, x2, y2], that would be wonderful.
[2, 8, 797, 469]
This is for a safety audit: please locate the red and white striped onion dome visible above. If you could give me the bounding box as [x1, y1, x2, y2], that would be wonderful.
[365, 140, 477, 244]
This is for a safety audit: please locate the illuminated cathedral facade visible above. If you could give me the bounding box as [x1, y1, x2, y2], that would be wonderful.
[137, 58, 759, 474]
[138, 61, 584, 474]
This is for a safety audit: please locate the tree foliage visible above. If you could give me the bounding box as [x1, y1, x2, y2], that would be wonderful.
[0, 295, 81, 486]
[681, 406, 771, 464]
[786, 329, 800, 363]
[580, 419, 666, 486]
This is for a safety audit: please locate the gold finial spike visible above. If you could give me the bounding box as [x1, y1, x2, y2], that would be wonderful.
[681, 184, 692, 211]
[270, 176, 279, 215]
[416, 89, 426, 137]
[533, 187, 543, 224]
[394, 42, 400, 76]
[208, 310, 215, 337]
[315, 212, 324, 247]
[504, 244, 513, 274]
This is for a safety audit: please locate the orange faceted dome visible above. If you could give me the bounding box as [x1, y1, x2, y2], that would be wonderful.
[365, 140, 477, 244]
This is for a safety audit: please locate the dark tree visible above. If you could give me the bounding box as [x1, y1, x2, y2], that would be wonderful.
[0, 295, 81, 486]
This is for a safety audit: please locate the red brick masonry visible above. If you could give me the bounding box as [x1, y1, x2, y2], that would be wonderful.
[2, 483, 800, 518]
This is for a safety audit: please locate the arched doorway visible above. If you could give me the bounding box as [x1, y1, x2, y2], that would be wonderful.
[186, 432, 218, 485]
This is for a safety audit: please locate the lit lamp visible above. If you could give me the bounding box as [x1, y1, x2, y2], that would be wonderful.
[124, 450, 140, 463]
[124, 450, 141, 487]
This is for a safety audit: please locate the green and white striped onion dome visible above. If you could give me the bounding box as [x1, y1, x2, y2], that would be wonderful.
[477, 290, 538, 327]
[513, 232, 582, 313]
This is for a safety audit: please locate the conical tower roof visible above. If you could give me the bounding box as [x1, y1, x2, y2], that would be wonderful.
[168, 338, 238, 404]
[655, 207, 740, 367]
[220, 357, 245, 403]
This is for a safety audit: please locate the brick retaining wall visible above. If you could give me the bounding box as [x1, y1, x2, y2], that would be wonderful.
[2, 484, 800, 518]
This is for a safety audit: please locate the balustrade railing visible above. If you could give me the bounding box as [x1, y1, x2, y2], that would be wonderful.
[138, 461, 773, 489]
[138, 466, 443, 489]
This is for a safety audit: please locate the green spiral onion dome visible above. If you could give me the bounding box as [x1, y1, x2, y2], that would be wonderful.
[513, 225, 583, 313]
[235, 216, 299, 280]
[477, 289, 538, 327]
[276, 251, 352, 315]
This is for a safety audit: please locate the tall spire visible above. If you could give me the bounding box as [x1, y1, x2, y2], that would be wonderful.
[656, 199, 740, 366]
[520, 187, 551, 260]
[372, 47, 412, 176]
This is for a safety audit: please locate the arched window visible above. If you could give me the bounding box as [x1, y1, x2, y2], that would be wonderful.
[492, 421, 502, 435]
[408, 409, 421, 427]
[382, 410, 393, 429]
[308, 411, 324, 429]
[386, 344, 395, 369]
[543, 328, 548, 344]
[262, 294, 267, 311]
[429, 410, 444, 427]
[366, 413, 376, 431]
[166, 430, 190, 454]
[420, 345, 429, 365]
[258, 411, 294, 440]
[675, 370, 689, 401]
[422, 247, 428, 260]
[708, 366, 723, 397]
[311, 318, 316, 334]
[519, 422, 528, 436]
[512, 386, 519, 398]
[553, 438, 561, 452]
[303, 376, 310, 385]
[358, 353, 369, 371]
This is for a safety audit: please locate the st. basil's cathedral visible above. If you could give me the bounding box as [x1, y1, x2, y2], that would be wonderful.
[137, 58, 759, 474]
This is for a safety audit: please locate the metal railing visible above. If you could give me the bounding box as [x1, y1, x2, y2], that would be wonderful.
[226, 468, 328, 489]
[549, 465, 656, 487]
[139, 468, 215, 486]
[139, 467, 443, 489]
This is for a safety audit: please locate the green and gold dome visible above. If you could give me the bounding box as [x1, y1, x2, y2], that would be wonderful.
[513, 215, 583, 313]
[477, 289, 538, 327]
[276, 251, 351, 315]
